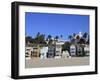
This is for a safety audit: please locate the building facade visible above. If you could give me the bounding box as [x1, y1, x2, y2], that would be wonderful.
[84, 45, 89, 56]
[47, 45, 55, 58]
[40, 47, 48, 59]
[70, 44, 76, 56]
[76, 45, 83, 56]
[31, 45, 40, 58]
[55, 41, 64, 58]
[25, 46, 33, 59]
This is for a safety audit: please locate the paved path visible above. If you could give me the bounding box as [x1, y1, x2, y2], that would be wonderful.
[25, 57, 89, 68]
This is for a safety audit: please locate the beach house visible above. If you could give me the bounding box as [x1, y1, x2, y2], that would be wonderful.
[47, 45, 55, 58]
[84, 45, 89, 56]
[70, 44, 76, 56]
[76, 45, 83, 56]
[25, 46, 33, 59]
[31, 45, 40, 58]
[55, 41, 64, 58]
[40, 46, 48, 59]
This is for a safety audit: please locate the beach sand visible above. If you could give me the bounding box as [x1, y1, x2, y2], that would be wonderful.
[25, 56, 89, 68]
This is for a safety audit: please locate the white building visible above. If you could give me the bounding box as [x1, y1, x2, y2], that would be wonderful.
[55, 41, 64, 58]
[84, 45, 89, 56]
[70, 44, 76, 56]
[40, 47, 48, 59]
[25, 46, 33, 59]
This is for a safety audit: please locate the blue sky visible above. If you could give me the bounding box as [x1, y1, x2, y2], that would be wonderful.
[25, 12, 89, 40]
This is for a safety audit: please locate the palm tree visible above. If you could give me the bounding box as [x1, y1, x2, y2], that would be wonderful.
[78, 38, 85, 44]
[76, 35, 80, 43]
[62, 41, 71, 53]
[38, 34, 46, 44]
[33, 33, 47, 44]
[73, 33, 76, 39]
[54, 36, 59, 41]
[68, 35, 73, 42]
[25, 36, 33, 44]
[68, 34, 76, 43]
[86, 35, 89, 45]
[83, 32, 88, 43]
[36, 32, 40, 37]
[60, 35, 63, 39]
[47, 35, 52, 41]
[83, 32, 88, 39]
[47, 35, 52, 45]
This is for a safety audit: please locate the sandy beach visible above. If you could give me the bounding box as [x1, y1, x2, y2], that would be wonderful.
[25, 56, 89, 68]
